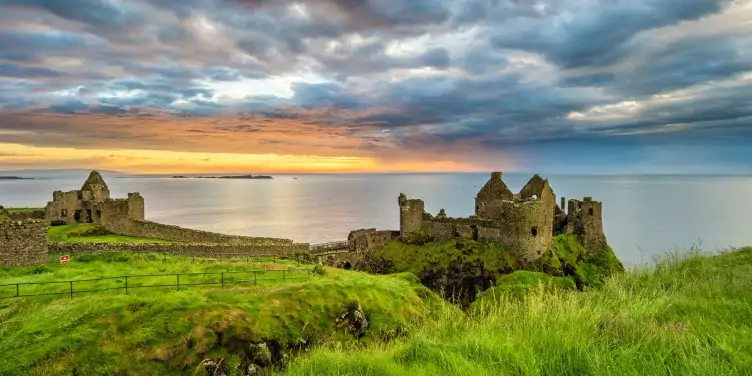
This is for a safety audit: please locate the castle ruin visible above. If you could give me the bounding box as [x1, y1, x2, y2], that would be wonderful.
[398, 172, 608, 261]
[44, 171, 144, 225]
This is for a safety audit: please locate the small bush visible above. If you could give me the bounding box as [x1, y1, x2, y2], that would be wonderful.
[312, 264, 326, 276]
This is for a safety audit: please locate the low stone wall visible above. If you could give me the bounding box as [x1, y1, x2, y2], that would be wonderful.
[8, 210, 46, 221]
[0, 220, 48, 266]
[103, 219, 294, 245]
[48, 242, 310, 258]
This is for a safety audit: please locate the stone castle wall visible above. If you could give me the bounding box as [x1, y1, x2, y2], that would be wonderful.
[396, 172, 607, 261]
[7, 210, 45, 221]
[348, 228, 399, 253]
[102, 218, 293, 246]
[48, 242, 310, 257]
[0, 220, 48, 266]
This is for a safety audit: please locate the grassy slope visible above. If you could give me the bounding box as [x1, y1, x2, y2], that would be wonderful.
[48, 223, 175, 243]
[0, 253, 310, 298]
[0, 254, 445, 375]
[281, 247, 752, 376]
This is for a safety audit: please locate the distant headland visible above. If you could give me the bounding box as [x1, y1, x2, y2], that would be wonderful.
[170, 175, 273, 179]
[0, 176, 33, 180]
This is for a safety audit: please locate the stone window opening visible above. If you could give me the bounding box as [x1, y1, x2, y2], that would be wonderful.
[531, 227, 538, 237]
[588, 208, 594, 216]
[61, 209, 67, 217]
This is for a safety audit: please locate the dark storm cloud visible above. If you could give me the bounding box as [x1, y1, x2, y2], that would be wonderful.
[489, 0, 732, 69]
[222, 0, 452, 31]
[0, 0, 147, 34]
[0, 63, 66, 78]
[0, 30, 90, 62]
[292, 83, 365, 109]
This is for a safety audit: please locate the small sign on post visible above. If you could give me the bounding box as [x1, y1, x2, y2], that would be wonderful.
[60, 255, 70, 264]
[274, 254, 279, 263]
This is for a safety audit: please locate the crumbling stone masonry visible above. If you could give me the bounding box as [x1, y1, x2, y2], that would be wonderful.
[45, 171, 144, 225]
[0, 219, 48, 266]
[399, 172, 610, 261]
[45, 171, 294, 245]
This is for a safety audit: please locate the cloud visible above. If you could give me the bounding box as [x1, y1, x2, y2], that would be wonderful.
[0, 0, 750, 173]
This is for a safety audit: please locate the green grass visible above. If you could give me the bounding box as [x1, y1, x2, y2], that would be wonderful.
[0, 253, 312, 299]
[280, 247, 752, 376]
[0, 253, 445, 375]
[47, 223, 175, 243]
[6, 207, 44, 213]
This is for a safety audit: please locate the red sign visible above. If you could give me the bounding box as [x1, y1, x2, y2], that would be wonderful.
[274, 254, 279, 260]
[60, 255, 70, 264]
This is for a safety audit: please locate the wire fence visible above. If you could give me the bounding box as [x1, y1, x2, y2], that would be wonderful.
[0, 267, 313, 300]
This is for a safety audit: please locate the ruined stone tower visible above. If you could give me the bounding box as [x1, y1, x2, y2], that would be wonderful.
[398, 193, 425, 235]
[564, 197, 608, 252]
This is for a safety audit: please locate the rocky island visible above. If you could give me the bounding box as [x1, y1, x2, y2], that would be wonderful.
[0, 176, 33, 180]
[171, 175, 273, 179]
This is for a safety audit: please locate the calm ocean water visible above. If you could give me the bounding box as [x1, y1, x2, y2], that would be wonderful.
[2, 173, 751, 267]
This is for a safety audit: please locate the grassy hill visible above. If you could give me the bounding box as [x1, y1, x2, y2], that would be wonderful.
[0, 253, 446, 375]
[281, 247, 752, 376]
[2, 244, 751, 375]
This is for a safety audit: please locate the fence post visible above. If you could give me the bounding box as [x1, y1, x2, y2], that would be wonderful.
[16, 283, 19, 297]
[282, 269, 286, 281]
[125, 276, 129, 295]
[177, 274, 180, 291]
[221, 272, 224, 288]
[69, 281, 73, 299]
[307, 268, 311, 279]
[254, 272, 257, 286]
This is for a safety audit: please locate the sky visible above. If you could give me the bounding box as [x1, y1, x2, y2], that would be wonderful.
[0, 0, 751, 174]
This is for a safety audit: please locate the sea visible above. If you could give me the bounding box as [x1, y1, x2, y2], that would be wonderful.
[2, 172, 751, 267]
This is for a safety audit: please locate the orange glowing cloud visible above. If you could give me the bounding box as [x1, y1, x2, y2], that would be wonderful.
[0, 110, 517, 173]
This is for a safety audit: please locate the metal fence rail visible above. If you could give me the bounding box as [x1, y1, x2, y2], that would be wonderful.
[0, 267, 312, 300]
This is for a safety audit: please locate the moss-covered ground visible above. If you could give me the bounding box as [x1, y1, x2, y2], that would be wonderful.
[281, 247, 752, 376]
[47, 223, 175, 243]
[0, 253, 445, 375]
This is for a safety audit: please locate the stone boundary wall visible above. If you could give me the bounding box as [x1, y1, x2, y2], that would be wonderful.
[8, 210, 46, 221]
[48, 242, 310, 257]
[0, 220, 48, 266]
[103, 219, 293, 245]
